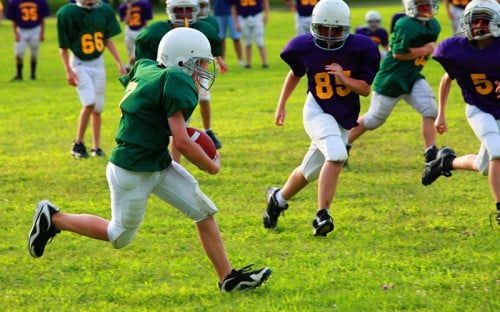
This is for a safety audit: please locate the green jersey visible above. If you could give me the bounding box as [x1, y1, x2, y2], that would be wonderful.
[110, 59, 198, 172]
[135, 20, 222, 61]
[56, 3, 121, 60]
[201, 15, 220, 34]
[373, 17, 441, 97]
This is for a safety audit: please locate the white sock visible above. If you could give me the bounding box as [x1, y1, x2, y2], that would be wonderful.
[275, 190, 287, 207]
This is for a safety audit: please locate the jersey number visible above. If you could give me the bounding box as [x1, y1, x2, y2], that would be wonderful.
[20, 6, 38, 21]
[470, 73, 494, 95]
[414, 56, 427, 67]
[240, 0, 256, 7]
[314, 71, 352, 99]
[81, 32, 105, 55]
[300, 0, 318, 6]
[129, 12, 142, 27]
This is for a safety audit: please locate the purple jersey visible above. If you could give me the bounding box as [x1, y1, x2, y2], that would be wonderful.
[355, 26, 389, 48]
[6, 0, 50, 29]
[281, 34, 380, 129]
[119, 0, 153, 31]
[295, 0, 317, 17]
[433, 36, 500, 118]
[231, 0, 263, 17]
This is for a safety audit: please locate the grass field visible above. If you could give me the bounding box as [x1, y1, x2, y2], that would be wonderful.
[1, 4, 499, 311]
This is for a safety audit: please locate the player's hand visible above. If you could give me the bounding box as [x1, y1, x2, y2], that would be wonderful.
[66, 69, 78, 87]
[235, 22, 241, 33]
[216, 57, 228, 74]
[495, 80, 500, 98]
[275, 106, 286, 126]
[434, 115, 448, 135]
[118, 64, 127, 76]
[205, 152, 221, 175]
[423, 42, 436, 55]
[325, 63, 345, 82]
[15, 33, 20, 42]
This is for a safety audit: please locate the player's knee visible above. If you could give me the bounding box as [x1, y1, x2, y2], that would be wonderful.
[485, 133, 500, 160]
[363, 113, 386, 130]
[301, 165, 321, 182]
[421, 104, 438, 119]
[324, 140, 348, 162]
[109, 227, 138, 249]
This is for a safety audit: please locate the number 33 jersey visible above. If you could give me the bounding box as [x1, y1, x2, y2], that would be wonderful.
[433, 36, 500, 118]
[56, 3, 122, 61]
[280, 33, 380, 129]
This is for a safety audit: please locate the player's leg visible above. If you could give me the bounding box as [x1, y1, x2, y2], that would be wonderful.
[253, 13, 268, 68]
[216, 16, 228, 60]
[239, 16, 252, 67]
[198, 82, 222, 149]
[13, 28, 27, 80]
[227, 15, 244, 65]
[28, 26, 41, 80]
[90, 62, 106, 156]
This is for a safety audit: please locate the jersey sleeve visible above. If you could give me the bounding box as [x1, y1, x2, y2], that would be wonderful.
[432, 38, 456, 79]
[162, 72, 198, 120]
[280, 37, 307, 77]
[390, 18, 412, 54]
[56, 6, 71, 49]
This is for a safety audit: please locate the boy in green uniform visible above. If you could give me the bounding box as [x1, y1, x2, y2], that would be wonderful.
[348, 0, 442, 167]
[27, 27, 271, 292]
[135, 0, 226, 151]
[57, 0, 126, 158]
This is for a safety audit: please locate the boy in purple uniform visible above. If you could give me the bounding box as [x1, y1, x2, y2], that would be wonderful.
[355, 10, 389, 58]
[118, 0, 153, 72]
[262, 0, 380, 236]
[423, 0, 500, 225]
[6, 0, 50, 80]
[284, 0, 318, 35]
[231, 0, 269, 68]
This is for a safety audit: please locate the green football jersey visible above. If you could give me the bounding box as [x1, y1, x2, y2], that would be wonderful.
[201, 15, 220, 34]
[110, 59, 198, 172]
[135, 20, 222, 61]
[56, 3, 121, 60]
[373, 17, 441, 97]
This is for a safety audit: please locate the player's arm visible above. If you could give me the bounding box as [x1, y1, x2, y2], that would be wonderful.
[40, 18, 45, 42]
[59, 48, 78, 86]
[231, 4, 240, 32]
[263, 0, 270, 25]
[435, 72, 452, 134]
[12, 21, 20, 42]
[105, 38, 127, 75]
[168, 111, 220, 174]
[284, 0, 296, 12]
[275, 70, 301, 126]
[392, 42, 436, 60]
[123, 2, 132, 24]
[443, 0, 454, 20]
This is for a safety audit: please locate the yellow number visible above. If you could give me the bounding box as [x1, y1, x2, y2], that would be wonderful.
[81, 32, 105, 54]
[414, 56, 427, 67]
[470, 73, 493, 95]
[300, 0, 318, 5]
[314, 71, 352, 99]
[452, 0, 470, 6]
[118, 81, 138, 109]
[129, 12, 142, 27]
[240, 0, 256, 7]
[20, 7, 38, 21]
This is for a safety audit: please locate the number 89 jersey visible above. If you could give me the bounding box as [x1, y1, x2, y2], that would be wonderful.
[56, 3, 122, 61]
[280, 33, 380, 129]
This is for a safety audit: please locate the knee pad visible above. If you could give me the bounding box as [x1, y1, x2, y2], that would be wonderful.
[363, 112, 386, 130]
[108, 225, 138, 249]
[484, 132, 500, 160]
[420, 103, 438, 119]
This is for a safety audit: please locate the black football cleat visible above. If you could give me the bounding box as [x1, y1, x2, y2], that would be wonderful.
[263, 187, 288, 228]
[312, 209, 334, 236]
[219, 265, 271, 292]
[422, 146, 456, 186]
[28, 200, 61, 258]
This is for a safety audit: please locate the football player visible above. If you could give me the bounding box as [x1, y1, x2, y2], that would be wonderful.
[263, 0, 380, 236]
[284, 0, 318, 35]
[355, 10, 390, 59]
[6, 0, 51, 80]
[213, 0, 244, 65]
[231, 0, 270, 68]
[348, 0, 441, 169]
[118, 0, 153, 72]
[27, 27, 272, 292]
[57, 0, 126, 158]
[424, 0, 500, 225]
[135, 0, 226, 152]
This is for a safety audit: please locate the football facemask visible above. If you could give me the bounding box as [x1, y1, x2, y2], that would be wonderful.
[462, 0, 500, 40]
[310, 0, 351, 51]
[76, 0, 102, 9]
[404, 0, 439, 21]
[166, 0, 200, 26]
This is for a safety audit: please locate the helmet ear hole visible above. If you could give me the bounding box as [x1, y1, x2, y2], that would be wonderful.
[178, 60, 184, 67]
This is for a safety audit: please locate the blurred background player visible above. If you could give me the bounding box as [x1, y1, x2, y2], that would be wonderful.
[263, 0, 380, 236]
[118, 0, 153, 72]
[348, 0, 441, 169]
[284, 0, 317, 35]
[135, 0, 226, 153]
[28, 28, 272, 292]
[6, 0, 50, 81]
[444, 0, 472, 35]
[57, 0, 126, 158]
[231, 0, 270, 68]
[424, 0, 500, 225]
[213, 0, 244, 66]
[355, 10, 389, 59]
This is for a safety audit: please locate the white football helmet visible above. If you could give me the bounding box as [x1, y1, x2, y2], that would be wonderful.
[157, 28, 216, 90]
[166, 0, 200, 26]
[462, 0, 500, 40]
[76, 0, 101, 9]
[402, 0, 439, 21]
[198, 0, 210, 19]
[365, 10, 382, 31]
[310, 0, 351, 51]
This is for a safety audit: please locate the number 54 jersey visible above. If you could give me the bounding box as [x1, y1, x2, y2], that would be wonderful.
[280, 33, 380, 130]
[56, 3, 122, 61]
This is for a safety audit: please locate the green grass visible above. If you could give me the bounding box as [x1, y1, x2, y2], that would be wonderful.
[1, 5, 499, 311]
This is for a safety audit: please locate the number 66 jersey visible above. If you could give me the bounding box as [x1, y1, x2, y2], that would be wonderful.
[280, 33, 380, 129]
[56, 2, 121, 61]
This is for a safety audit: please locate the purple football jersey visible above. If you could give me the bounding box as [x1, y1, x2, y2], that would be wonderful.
[119, 0, 153, 31]
[280, 34, 380, 129]
[433, 37, 500, 118]
[6, 0, 50, 28]
[355, 26, 389, 48]
[231, 0, 263, 17]
[295, 0, 316, 17]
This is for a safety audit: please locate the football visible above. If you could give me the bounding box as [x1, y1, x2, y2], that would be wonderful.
[186, 127, 217, 159]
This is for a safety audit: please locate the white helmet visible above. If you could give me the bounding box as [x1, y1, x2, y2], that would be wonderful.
[310, 0, 351, 51]
[157, 28, 216, 90]
[76, 0, 101, 9]
[462, 0, 500, 40]
[166, 0, 200, 26]
[198, 0, 210, 19]
[402, 0, 439, 21]
[365, 10, 382, 31]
